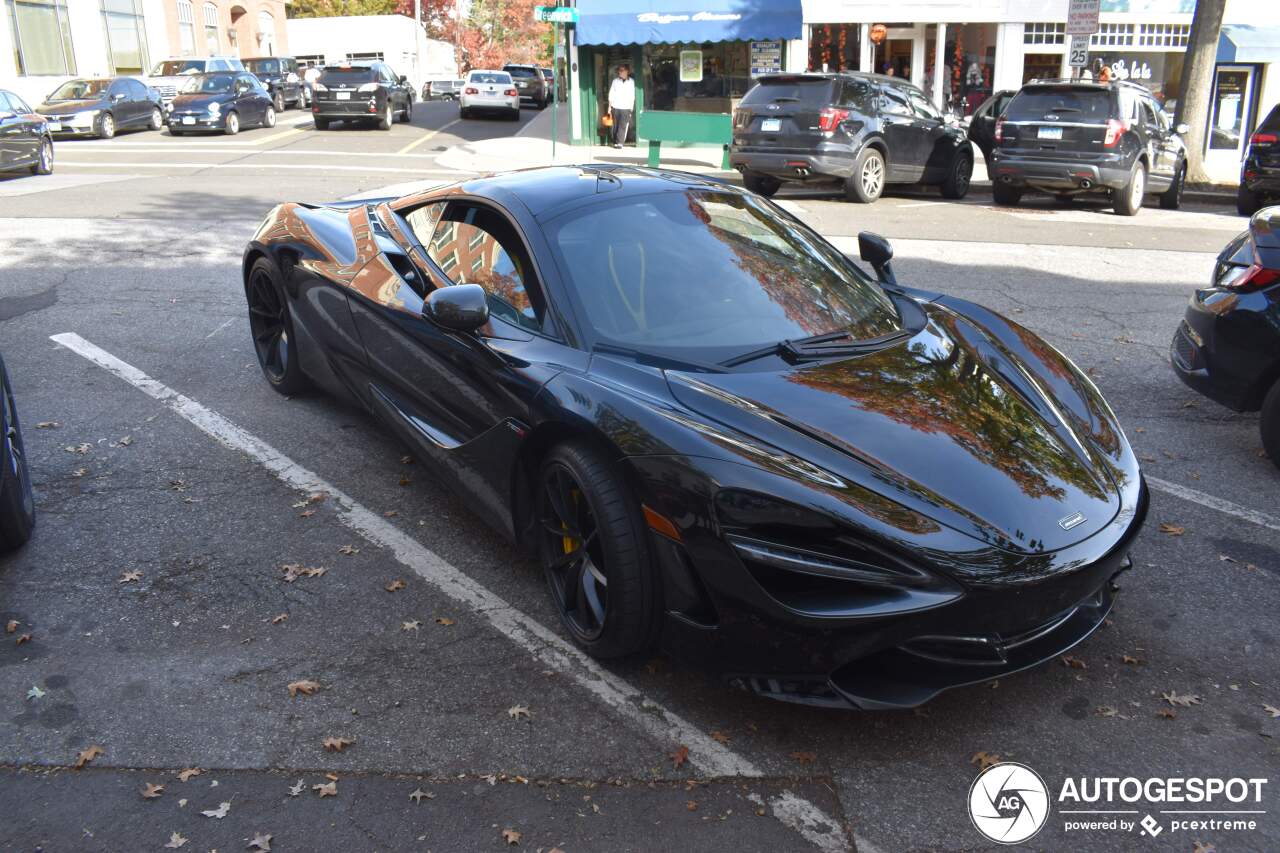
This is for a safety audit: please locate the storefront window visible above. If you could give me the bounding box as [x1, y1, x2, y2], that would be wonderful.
[1023, 53, 1062, 83]
[1091, 51, 1184, 107]
[945, 23, 995, 115]
[644, 42, 749, 113]
[102, 0, 147, 74]
[808, 23, 859, 72]
[6, 0, 76, 75]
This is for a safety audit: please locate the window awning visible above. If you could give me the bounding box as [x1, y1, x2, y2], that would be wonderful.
[1218, 25, 1280, 63]
[576, 0, 802, 46]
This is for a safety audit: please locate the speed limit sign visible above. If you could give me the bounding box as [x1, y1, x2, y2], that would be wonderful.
[1069, 35, 1090, 68]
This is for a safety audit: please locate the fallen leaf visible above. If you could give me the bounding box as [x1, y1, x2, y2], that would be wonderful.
[435, 616, 455, 626]
[201, 801, 231, 819]
[72, 467, 89, 477]
[1158, 523, 1185, 536]
[409, 787, 434, 803]
[385, 579, 406, 592]
[271, 613, 288, 625]
[1157, 709, 1177, 720]
[1219, 554, 1238, 563]
[1162, 691, 1203, 707]
[288, 779, 304, 797]
[164, 831, 188, 849]
[686, 800, 699, 811]
[507, 704, 532, 720]
[26, 685, 45, 700]
[74, 745, 103, 769]
[4, 620, 16, 633]
[1096, 705, 1118, 717]
[36, 421, 59, 429]
[15, 633, 32, 645]
[671, 745, 689, 769]
[178, 798, 187, 807]
[118, 570, 142, 583]
[116, 435, 133, 446]
[970, 751, 1001, 771]
[280, 563, 326, 583]
[501, 828, 521, 845]
[287, 680, 321, 698]
[1192, 842, 1217, 853]
[299, 508, 316, 518]
[400, 455, 413, 464]
[65, 443, 91, 454]
[246, 832, 273, 852]
[399, 477, 412, 486]
[1122, 654, 1142, 665]
[322, 736, 353, 752]
[177, 768, 202, 782]
[1263, 704, 1280, 719]
[313, 781, 337, 797]
[142, 782, 164, 799]
[338, 545, 359, 555]
[402, 620, 421, 631]
[710, 730, 731, 745]
[790, 751, 817, 764]
[383, 509, 399, 517]
[1061, 655, 1088, 670]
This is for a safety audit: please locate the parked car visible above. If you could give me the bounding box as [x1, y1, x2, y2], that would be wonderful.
[0, 352, 34, 553]
[966, 88, 1015, 166]
[503, 64, 549, 109]
[540, 67, 557, 100]
[241, 165, 1146, 708]
[1236, 103, 1280, 217]
[1170, 206, 1280, 464]
[166, 72, 275, 136]
[423, 79, 463, 101]
[243, 56, 307, 112]
[147, 56, 244, 108]
[730, 72, 974, 203]
[0, 90, 53, 176]
[311, 62, 413, 130]
[989, 79, 1187, 215]
[36, 77, 163, 139]
[460, 70, 519, 121]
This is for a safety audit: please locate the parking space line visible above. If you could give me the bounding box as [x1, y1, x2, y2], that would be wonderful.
[1146, 476, 1280, 533]
[397, 119, 461, 155]
[57, 161, 460, 175]
[250, 127, 307, 146]
[48, 331, 852, 853]
[55, 146, 441, 159]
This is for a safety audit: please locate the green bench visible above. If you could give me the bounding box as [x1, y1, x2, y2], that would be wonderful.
[635, 110, 733, 170]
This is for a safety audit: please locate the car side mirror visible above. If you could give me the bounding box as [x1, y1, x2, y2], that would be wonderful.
[1175, 122, 1189, 135]
[424, 283, 489, 333]
[858, 231, 897, 285]
[113, 92, 127, 102]
[399, 75, 408, 85]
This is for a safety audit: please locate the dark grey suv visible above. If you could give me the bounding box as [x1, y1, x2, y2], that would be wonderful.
[730, 72, 974, 203]
[503, 64, 548, 109]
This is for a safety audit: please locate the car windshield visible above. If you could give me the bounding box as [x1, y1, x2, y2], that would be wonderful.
[48, 79, 110, 101]
[151, 60, 206, 76]
[546, 189, 901, 360]
[741, 77, 835, 106]
[470, 73, 510, 84]
[182, 74, 234, 94]
[321, 67, 376, 84]
[1006, 87, 1112, 121]
[244, 59, 280, 74]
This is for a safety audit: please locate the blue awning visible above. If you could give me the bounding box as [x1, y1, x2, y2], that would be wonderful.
[1218, 25, 1280, 63]
[576, 0, 802, 46]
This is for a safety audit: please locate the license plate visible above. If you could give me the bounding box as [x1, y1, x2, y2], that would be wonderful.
[1038, 126, 1063, 140]
[46, 122, 61, 132]
[761, 118, 781, 132]
[336, 91, 351, 100]
[181, 116, 195, 125]
[518, 82, 527, 88]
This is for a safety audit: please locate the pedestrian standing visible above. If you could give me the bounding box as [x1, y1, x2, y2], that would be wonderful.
[608, 64, 635, 149]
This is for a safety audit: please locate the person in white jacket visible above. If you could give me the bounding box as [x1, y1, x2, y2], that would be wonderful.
[607, 64, 635, 149]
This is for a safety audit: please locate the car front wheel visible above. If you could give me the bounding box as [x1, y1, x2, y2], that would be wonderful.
[263, 106, 276, 129]
[1113, 161, 1146, 216]
[30, 138, 52, 175]
[246, 257, 311, 396]
[1261, 381, 1280, 468]
[148, 107, 164, 131]
[1238, 184, 1262, 217]
[845, 147, 885, 203]
[1160, 162, 1185, 210]
[0, 357, 35, 553]
[940, 149, 973, 199]
[96, 112, 115, 139]
[224, 110, 240, 136]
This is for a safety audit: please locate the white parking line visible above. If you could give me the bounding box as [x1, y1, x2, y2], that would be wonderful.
[48, 331, 853, 853]
[56, 161, 461, 175]
[1146, 476, 1280, 534]
[57, 146, 441, 160]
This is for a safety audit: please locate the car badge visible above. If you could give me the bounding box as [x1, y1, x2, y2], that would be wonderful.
[1046, 113, 1060, 121]
[767, 104, 780, 110]
[1058, 511, 1087, 531]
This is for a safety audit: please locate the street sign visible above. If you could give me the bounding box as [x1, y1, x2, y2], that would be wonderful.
[1068, 35, 1090, 68]
[1066, 0, 1100, 36]
[534, 6, 578, 23]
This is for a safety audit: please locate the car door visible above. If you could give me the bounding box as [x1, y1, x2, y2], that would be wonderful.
[878, 84, 925, 181]
[283, 59, 301, 103]
[0, 92, 20, 168]
[1, 92, 38, 167]
[236, 74, 264, 123]
[382, 64, 404, 111]
[907, 87, 955, 182]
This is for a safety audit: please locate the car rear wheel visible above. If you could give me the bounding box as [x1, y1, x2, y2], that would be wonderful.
[509, 108, 520, 122]
[845, 147, 885, 203]
[460, 106, 471, 119]
[378, 103, 393, 130]
[224, 110, 240, 136]
[148, 107, 164, 131]
[1160, 162, 1186, 210]
[96, 112, 115, 139]
[401, 100, 412, 123]
[940, 149, 973, 199]
[263, 106, 276, 129]
[1113, 161, 1146, 216]
[30, 138, 52, 175]
[1261, 381, 1280, 468]
[1237, 184, 1262, 217]
[992, 182, 1022, 206]
[537, 442, 661, 659]
[273, 91, 284, 113]
[246, 257, 310, 396]
[0, 357, 35, 553]
[743, 171, 781, 197]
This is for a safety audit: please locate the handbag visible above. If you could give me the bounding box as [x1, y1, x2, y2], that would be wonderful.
[602, 112, 614, 127]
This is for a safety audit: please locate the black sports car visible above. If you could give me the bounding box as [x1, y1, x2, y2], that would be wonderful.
[1171, 206, 1280, 464]
[1, 352, 35, 553]
[242, 166, 1146, 709]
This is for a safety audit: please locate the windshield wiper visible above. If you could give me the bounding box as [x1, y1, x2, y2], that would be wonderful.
[770, 96, 801, 103]
[720, 329, 908, 368]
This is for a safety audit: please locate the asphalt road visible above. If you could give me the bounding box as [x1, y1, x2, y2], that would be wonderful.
[1, 105, 1278, 852]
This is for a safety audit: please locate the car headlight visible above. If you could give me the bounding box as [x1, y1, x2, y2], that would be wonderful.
[207, 102, 221, 114]
[357, 83, 379, 93]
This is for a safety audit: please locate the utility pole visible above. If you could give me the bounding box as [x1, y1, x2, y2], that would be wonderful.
[1175, 0, 1227, 185]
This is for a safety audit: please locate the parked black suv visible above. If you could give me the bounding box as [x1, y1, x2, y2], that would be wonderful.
[730, 72, 973, 203]
[989, 79, 1188, 215]
[502, 64, 548, 109]
[311, 62, 414, 130]
[967, 89, 1015, 165]
[244, 56, 306, 112]
[1237, 104, 1280, 216]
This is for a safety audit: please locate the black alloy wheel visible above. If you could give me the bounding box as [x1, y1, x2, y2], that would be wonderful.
[0, 359, 35, 552]
[246, 258, 309, 395]
[941, 150, 973, 199]
[1160, 162, 1186, 210]
[743, 172, 781, 197]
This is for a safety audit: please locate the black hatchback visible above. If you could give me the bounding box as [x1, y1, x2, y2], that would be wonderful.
[729, 72, 973, 203]
[1237, 104, 1280, 216]
[990, 79, 1187, 215]
[311, 62, 414, 130]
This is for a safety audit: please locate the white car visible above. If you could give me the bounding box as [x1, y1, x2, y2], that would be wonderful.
[459, 70, 519, 121]
[147, 56, 245, 107]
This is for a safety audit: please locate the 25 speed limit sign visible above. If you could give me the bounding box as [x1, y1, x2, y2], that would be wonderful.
[1068, 35, 1090, 68]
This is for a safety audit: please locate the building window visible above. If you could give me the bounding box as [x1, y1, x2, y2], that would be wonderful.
[1023, 22, 1065, 46]
[176, 0, 194, 55]
[101, 0, 147, 74]
[295, 53, 323, 68]
[1091, 23, 1134, 48]
[202, 2, 217, 53]
[347, 51, 383, 62]
[6, 0, 76, 75]
[1139, 23, 1189, 48]
[257, 9, 273, 55]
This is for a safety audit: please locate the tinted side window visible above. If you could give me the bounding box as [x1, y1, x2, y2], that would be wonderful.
[1138, 99, 1158, 128]
[908, 89, 941, 121]
[0, 92, 13, 111]
[740, 79, 835, 107]
[108, 79, 128, 97]
[9, 93, 31, 112]
[880, 86, 912, 117]
[837, 79, 874, 110]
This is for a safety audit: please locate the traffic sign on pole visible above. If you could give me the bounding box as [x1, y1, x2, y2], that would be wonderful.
[1066, 0, 1100, 36]
[1068, 35, 1090, 68]
[535, 6, 578, 24]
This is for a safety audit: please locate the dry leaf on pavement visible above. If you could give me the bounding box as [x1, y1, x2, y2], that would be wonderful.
[246, 832, 273, 852]
[164, 831, 188, 849]
[177, 768, 202, 782]
[6, 619, 18, 633]
[971, 751, 1001, 770]
[710, 730, 731, 745]
[790, 751, 817, 764]
[1156, 709, 1177, 720]
[1162, 691, 1203, 707]
[1263, 704, 1280, 718]
[501, 828, 522, 845]
[141, 782, 164, 799]
[201, 801, 231, 819]
[686, 800, 698, 811]
[435, 616, 455, 626]
[322, 736, 353, 752]
[385, 579, 406, 592]
[288, 779, 304, 797]
[288, 680, 321, 697]
[118, 570, 142, 583]
[1158, 523, 1185, 536]
[36, 421, 59, 429]
[338, 545, 359, 555]
[409, 788, 434, 803]
[402, 620, 421, 631]
[507, 704, 532, 720]
[1061, 655, 1088, 670]
[313, 781, 337, 797]
[15, 633, 32, 645]
[1096, 706, 1118, 718]
[1122, 654, 1142, 665]
[271, 613, 288, 625]
[671, 745, 689, 769]
[74, 745, 103, 769]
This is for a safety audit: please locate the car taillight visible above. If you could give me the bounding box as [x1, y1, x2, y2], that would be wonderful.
[1223, 260, 1280, 293]
[464, 87, 478, 95]
[504, 88, 518, 97]
[1251, 132, 1277, 145]
[994, 117, 1005, 142]
[733, 108, 746, 129]
[1103, 118, 1126, 147]
[818, 107, 849, 132]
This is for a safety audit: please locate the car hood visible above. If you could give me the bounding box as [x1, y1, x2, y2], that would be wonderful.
[37, 99, 103, 114]
[666, 300, 1128, 554]
[171, 93, 230, 110]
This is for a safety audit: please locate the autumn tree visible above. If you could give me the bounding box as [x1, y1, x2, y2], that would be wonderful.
[1174, 0, 1228, 184]
[289, 0, 400, 18]
[459, 0, 551, 70]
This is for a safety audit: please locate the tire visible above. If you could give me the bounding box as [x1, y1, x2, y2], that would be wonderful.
[314, 117, 329, 130]
[29, 137, 52, 175]
[1159, 162, 1186, 210]
[940, 149, 973, 199]
[96, 111, 115, 139]
[401, 100, 412, 123]
[148, 107, 164, 131]
[169, 128, 184, 136]
[536, 441, 661, 659]
[1113, 160, 1146, 216]
[1261, 381, 1280, 468]
[263, 106, 276, 129]
[378, 103, 393, 130]
[1237, 184, 1262, 217]
[273, 91, 284, 113]
[460, 106, 470, 119]
[845, 147, 885, 203]
[224, 110, 240, 136]
[742, 171, 781, 197]
[0, 356, 35, 553]
[509, 108, 520, 122]
[992, 182, 1023, 206]
[245, 257, 311, 396]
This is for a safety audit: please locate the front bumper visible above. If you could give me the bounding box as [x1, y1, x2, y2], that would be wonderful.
[991, 152, 1131, 191]
[1170, 290, 1276, 412]
[167, 112, 226, 131]
[730, 148, 856, 181]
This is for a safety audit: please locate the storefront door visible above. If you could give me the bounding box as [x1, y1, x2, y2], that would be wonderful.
[1206, 65, 1254, 180]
